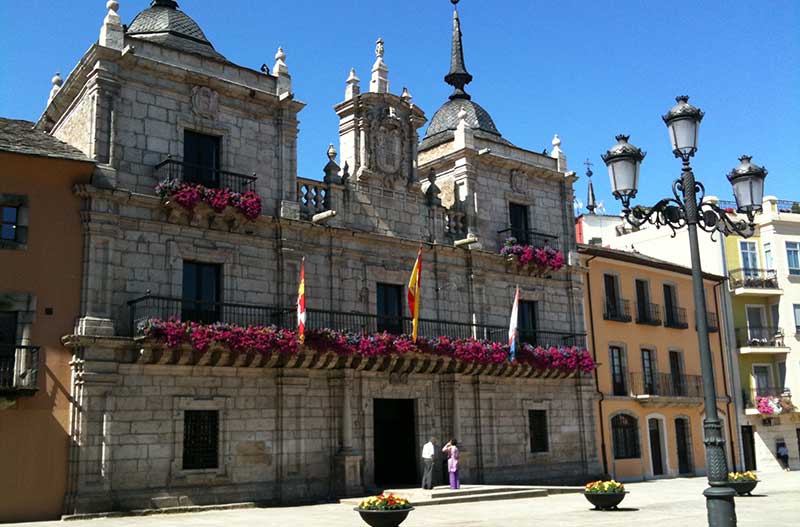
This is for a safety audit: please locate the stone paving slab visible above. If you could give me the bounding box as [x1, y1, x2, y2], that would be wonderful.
[12, 472, 800, 526]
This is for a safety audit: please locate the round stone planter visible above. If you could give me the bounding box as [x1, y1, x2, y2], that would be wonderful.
[727, 480, 759, 496]
[354, 508, 414, 527]
[584, 491, 628, 510]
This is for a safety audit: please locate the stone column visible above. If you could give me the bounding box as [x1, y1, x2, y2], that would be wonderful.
[332, 371, 363, 497]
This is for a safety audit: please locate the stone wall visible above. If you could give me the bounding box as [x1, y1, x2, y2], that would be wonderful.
[66, 341, 600, 513]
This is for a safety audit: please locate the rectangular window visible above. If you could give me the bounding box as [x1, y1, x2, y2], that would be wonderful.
[793, 304, 800, 333]
[184, 130, 221, 188]
[669, 350, 686, 396]
[740, 241, 758, 273]
[376, 283, 403, 334]
[509, 203, 530, 244]
[0, 312, 18, 389]
[641, 349, 655, 395]
[183, 410, 219, 470]
[181, 262, 221, 324]
[1, 206, 18, 241]
[610, 346, 627, 396]
[635, 279, 652, 323]
[777, 361, 787, 390]
[764, 242, 773, 270]
[528, 410, 549, 453]
[786, 242, 800, 275]
[518, 300, 538, 345]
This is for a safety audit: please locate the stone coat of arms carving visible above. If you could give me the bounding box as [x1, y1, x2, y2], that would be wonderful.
[366, 105, 408, 185]
[191, 86, 219, 119]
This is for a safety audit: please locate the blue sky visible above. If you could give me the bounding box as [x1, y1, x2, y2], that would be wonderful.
[1, 1, 797, 213]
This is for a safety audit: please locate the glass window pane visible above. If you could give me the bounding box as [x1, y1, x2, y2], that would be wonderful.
[1, 224, 15, 241]
[793, 304, 800, 331]
[2, 207, 17, 223]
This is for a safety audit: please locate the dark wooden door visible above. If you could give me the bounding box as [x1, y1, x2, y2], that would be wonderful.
[742, 425, 757, 471]
[675, 418, 693, 474]
[376, 283, 403, 335]
[184, 130, 221, 188]
[649, 418, 665, 476]
[509, 203, 529, 244]
[669, 350, 685, 396]
[642, 349, 655, 395]
[181, 262, 221, 324]
[373, 399, 417, 487]
[518, 300, 537, 345]
[663, 283, 676, 324]
[604, 274, 619, 316]
[610, 346, 626, 396]
[635, 279, 649, 321]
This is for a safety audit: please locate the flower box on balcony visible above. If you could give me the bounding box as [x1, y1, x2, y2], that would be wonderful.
[156, 178, 262, 230]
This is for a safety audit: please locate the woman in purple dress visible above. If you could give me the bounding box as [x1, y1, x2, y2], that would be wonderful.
[442, 439, 460, 489]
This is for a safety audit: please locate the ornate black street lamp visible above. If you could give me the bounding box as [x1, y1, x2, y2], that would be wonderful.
[602, 95, 768, 527]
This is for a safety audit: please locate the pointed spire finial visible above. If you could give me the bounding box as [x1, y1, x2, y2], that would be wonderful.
[345, 68, 361, 99]
[401, 86, 412, 102]
[585, 158, 597, 214]
[370, 38, 389, 93]
[444, 0, 473, 100]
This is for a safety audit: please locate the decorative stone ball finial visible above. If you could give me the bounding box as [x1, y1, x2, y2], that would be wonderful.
[375, 38, 385, 58]
[451, 0, 460, 5]
[52, 72, 63, 87]
[327, 143, 337, 162]
[107, 0, 120, 12]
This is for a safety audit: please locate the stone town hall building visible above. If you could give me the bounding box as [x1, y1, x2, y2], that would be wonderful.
[29, 0, 599, 514]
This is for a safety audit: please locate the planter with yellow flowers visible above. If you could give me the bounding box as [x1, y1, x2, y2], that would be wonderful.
[354, 493, 414, 527]
[726, 471, 759, 496]
[583, 480, 628, 510]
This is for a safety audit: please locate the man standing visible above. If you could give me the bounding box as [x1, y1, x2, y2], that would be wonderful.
[777, 443, 790, 472]
[421, 437, 436, 489]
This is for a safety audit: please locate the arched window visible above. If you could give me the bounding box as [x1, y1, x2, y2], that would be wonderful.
[611, 414, 640, 459]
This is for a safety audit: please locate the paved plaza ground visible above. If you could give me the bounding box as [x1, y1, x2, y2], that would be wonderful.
[14, 472, 800, 526]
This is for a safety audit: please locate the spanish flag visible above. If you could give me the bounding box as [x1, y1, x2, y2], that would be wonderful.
[297, 258, 306, 343]
[407, 248, 422, 340]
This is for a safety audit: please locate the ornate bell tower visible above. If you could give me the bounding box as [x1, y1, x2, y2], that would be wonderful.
[334, 39, 426, 190]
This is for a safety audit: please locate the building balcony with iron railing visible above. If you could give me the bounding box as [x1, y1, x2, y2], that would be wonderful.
[604, 298, 632, 323]
[154, 157, 258, 194]
[728, 268, 781, 296]
[497, 228, 561, 252]
[696, 311, 719, 333]
[629, 372, 704, 405]
[0, 345, 39, 396]
[735, 326, 790, 354]
[742, 385, 795, 416]
[635, 302, 661, 326]
[127, 294, 587, 349]
[663, 306, 689, 329]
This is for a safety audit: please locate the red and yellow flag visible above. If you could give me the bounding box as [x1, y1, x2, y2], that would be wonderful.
[297, 258, 306, 343]
[407, 248, 422, 340]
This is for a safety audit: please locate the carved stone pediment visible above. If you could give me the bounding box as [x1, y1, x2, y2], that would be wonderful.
[191, 86, 219, 119]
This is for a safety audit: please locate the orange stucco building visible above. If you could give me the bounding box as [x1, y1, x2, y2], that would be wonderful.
[0, 118, 93, 521]
[580, 244, 739, 481]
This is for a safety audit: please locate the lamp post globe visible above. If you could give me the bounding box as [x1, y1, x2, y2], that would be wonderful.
[662, 95, 704, 159]
[727, 155, 768, 214]
[601, 134, 646, 209]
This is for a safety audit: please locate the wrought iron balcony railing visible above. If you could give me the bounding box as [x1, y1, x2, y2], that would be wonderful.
[663, 306, 689, 329]
[0, 345, 39, 394]
[635, 302, 661, 325]
[497, 228, 560, 251]
[630, 372, 704, 398]
[728, 268, 779, 290]
[127, 294, 586, 348]
[155, 157, 257, 194]
[695, 311, 720, 332]
[735, 327, 785, 348]
[604, 298, 632, 323]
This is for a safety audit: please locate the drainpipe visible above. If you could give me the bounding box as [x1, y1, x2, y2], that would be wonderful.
[714, 279, 738, 471]
[584, 254, 608, 475]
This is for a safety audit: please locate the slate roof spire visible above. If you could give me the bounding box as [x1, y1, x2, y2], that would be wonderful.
[444, 0, 473, 100]
[585, 159, 597, 214]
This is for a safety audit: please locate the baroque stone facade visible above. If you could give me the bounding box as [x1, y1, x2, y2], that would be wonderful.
[37, 1, 600, 515]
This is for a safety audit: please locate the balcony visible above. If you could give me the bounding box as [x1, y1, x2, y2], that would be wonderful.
[127, 295, 587, 348]
[604, 299, 632, 323]
[743, 386, 795, 416]
[735, 327, 790, 355]
[0, 345, 39, 396]
[630, 372, 704, 406]
[635, 302, 661, 326]
[155, 157, 257, 194]
[497, 228, 560, 251]
[663, 306, 689, 329]
[728, 268, 781, 296]
[695, 311, 719, 332]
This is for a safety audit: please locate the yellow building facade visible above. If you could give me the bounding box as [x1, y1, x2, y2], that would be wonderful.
[581, 245, 739, 481]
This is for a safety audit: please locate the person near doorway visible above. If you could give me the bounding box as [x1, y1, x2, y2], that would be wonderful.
[777, 443, 790, 471]
[443, 439, 460, 489]
[421, 437, 436, 489]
